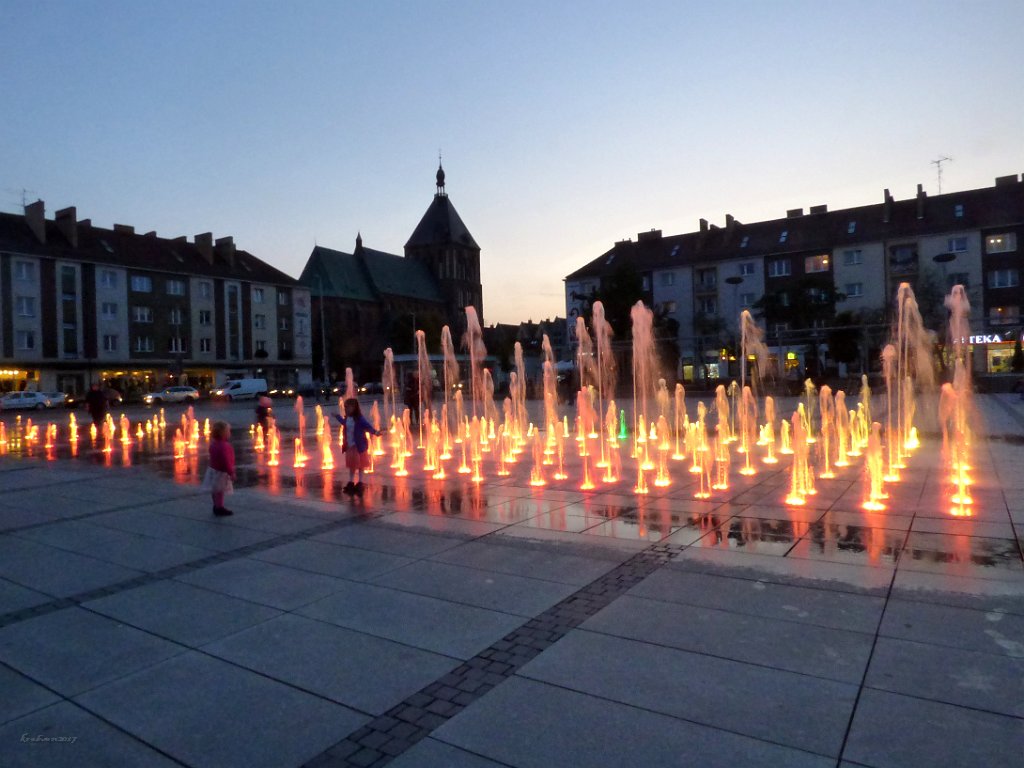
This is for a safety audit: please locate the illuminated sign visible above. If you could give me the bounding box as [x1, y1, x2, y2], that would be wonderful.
[963, 331, 1021, 345]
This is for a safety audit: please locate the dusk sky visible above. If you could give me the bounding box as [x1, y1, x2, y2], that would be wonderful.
[2, 0, 1023, 325]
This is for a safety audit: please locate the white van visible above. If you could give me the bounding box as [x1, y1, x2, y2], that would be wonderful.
[212, 378, 267, 401]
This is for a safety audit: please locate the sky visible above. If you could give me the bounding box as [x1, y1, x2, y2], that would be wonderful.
[2, 0, 1023, 326]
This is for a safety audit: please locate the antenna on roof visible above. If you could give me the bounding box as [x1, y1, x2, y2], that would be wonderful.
[931, 156, 952, 194]
[3, 187, 37, 211]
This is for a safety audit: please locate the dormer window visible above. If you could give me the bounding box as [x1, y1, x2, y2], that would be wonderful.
[740, 236, 749, 248]
[954, 204, 964, 219]
[779, 230, 788, 243]
[847, 221, 856, 234]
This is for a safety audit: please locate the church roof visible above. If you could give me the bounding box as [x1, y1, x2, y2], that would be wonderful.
[405, 194, 480, 250]
[299, 244, 442, 303]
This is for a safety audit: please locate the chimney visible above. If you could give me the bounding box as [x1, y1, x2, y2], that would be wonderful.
[809, 204, 827, 215]
[882, 189, 893, 223]
[24, 200, 45, 243]
[172, 236, 187, 243]
[55, 206, 77, 247]
[194, 232, 214, 264]
[215, 236, 236, 267]
[637, 229, 662, 242]
[994, 174, 1019, 187]
[113, 224, 135, 234]
[699, 218, 708, 233]
[725, 214, 735, 229]
[143, 231, 157, 237]
[787, 208, 804, 218]
[79, 218, 91, 229]
[916, 183, 926, 220]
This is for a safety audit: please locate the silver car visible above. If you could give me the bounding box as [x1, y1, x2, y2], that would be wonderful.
[0, 391, 51, 410]
[144, 386, 200, 405]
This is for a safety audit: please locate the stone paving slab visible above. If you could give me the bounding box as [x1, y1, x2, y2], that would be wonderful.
[0, 577, 51, 614]
[879, 596, 1024, 656]
[0, 664, 61, 725]
[251, 539, 416, 581]
[297, 580, 526, 659]
[0, 543, 144, 598]
[77, 651, 366, 768]
[843, 688, 1024, 768]
[0, 700, 182, 768]
[175, 557, 352, 610]
[517, 628, 857, 757]
[432, 676, 834, 768]
[204, 613, 459, 715]
[388, 737, 506, 767]
[428, 537, 627, 585]
[0, 607, 184, 697]
[84, 579, 282, 646]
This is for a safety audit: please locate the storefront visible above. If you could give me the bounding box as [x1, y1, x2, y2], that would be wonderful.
[0, 368, 41, 393]
[980, 332, 1022, 373]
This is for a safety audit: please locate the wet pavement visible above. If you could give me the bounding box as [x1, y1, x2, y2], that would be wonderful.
[0, 393, 1021, 767]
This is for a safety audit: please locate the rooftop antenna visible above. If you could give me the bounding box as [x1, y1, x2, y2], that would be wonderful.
[931, 156, 952, 194]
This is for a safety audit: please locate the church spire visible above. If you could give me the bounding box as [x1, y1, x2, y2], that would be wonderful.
[435, 153, 446, 197]
[355, 231, 363, 251]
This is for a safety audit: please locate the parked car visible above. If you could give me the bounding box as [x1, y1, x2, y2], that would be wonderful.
[0, 391, 52, 410]
[42, 392, 67, 408]
[144, 386, 200, 405]
[358, 382, 384, 394]
[210, 378, 267, 401]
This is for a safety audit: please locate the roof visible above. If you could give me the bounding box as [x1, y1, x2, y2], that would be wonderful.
[565, 178, 1024, 281]
[405, 194, 480, 250]
[0, 211, 298, 285]
[299, 244, 443, 303]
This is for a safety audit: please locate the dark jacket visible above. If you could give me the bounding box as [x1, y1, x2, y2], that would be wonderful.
[333, 413, 379, 453]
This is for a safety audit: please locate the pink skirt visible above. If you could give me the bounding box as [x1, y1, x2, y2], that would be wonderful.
[345, 448, 371, 471]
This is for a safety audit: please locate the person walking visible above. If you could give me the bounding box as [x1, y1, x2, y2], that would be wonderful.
[84, 382, 109, 428]
[333, 398, 381, 498]
[202, 420, 236, 516]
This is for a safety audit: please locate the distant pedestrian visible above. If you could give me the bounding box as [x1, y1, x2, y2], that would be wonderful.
[84, 382, 109, 427]
[255, 396, 273, 434]
[333, 398, 381, 498]
[202, 420, 236, 517]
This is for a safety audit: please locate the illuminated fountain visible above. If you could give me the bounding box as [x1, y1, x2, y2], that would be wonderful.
[945, 284, 974, 514]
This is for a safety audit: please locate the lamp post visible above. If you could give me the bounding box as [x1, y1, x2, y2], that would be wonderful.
[933, 251, 957, 289]
[725, 275, 744, 379]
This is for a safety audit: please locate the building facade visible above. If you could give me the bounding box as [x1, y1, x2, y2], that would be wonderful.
[566, 175, 1024, 379]
[0, 202, 312, 398]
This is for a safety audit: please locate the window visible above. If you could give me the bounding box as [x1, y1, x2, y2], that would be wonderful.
[130, 275, 152, 292]
[14, 261, 34, 281]
[296, 315, 309, 335]
[101, 269, 117, 289]
[740, 292, 755, 307]
[811, 318, 827, 330]
[134, 336, 154, 353]
[198, 281, 212, 299]
[989, 306, 1019, 325]
[168, 337, 186, 353]
[101, 302, 118, 319]
[954, 204, 964, 219]
[740, 236, 750, 248]
[845, 283, 864, 298]
[199, 310, 212, 326]
[663, 301, 677, 313]
[768, 258, 791, 277]
[947, 237, 968, 253]
[15, 330, 35, 350]
[279, 317, 290, 331]
[779, 230, 788, 243]
[889, 244, 918, 274]
[253, 287, 265, 303]
[771, 322, 790, 336]
[641, 276, 650, 291]
[739, 262, 755, 276]
[103, 334, 118, 352]
[778, 291, 790, 307]
[166, 279, 185, 296]
[805, 254, 830, 273]
[278, 291, 289, 305]
[986, 233, 1017, 253]
[699, 297, 717, 315]
[847, 221, 857, 234]
[132, 306, 153, 323]
[169, 308, 183, 325]
[696, 268, 716, 289]
[255, 340, 267, 353]
[808, 287, 830, 303]
[843, 249, 863, 266]
[254, 314, 266, 330]
[659, 272, 675, 287]
[279, 340, 290, 353]
[987, 269, 1020, 289]
[15, 296, 35, 317]
[199, 338, 212, 353]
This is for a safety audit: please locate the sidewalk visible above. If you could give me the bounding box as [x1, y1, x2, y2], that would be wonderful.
[0, 397, 1021, 767]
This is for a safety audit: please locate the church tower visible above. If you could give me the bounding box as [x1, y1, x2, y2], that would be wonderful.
[405, 163, 482, 331]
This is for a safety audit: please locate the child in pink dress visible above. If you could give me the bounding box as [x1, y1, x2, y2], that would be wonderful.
[203, 420, 236, 516]
[333, 398, 381, 497]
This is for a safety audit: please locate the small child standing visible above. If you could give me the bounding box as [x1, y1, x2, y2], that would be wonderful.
[334, 398, 381, 497]
[203, 420, 236, 516]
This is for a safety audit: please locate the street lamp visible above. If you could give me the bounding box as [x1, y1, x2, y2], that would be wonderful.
[933, 252, 957, 289]
[725, 276, 744, 380]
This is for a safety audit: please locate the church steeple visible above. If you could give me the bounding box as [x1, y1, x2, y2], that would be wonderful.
[435, 156, 446, 197]
[355, 231, 363, 252]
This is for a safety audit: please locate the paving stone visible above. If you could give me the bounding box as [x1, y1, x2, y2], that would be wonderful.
[0, 664, 61, 725]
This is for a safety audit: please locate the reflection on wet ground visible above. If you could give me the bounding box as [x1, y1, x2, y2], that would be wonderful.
[1, 423, 1022, 577]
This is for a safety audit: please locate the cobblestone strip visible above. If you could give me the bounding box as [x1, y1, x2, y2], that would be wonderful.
[302, 547, 682, 768]
[0, 511, 383, 629]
